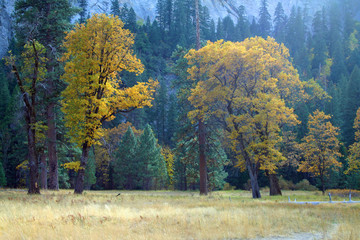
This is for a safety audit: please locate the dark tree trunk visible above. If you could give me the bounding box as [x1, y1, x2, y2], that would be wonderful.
[199, 120, 208, 195]
[321, 174, 325, 195]
[74, 142, 89, 194]
[268, 173, 282, 196]
[40, 153, 47, 189]
[47, 103, 59, 190]
[27, 117, 40, 194]
[247, 165, 261, 198]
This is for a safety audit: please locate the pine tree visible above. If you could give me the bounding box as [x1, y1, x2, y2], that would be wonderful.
[113, 127, 138, 189]
[343, 66, 360, 146]
[311, 9, 328, 78]
[79, 0, 88, 24]
[273, 2, 286, 43]
[136, 124, 167, 190]
[110, 0, 120, 17]
[258, 0, 272, 38]
[235, 5, 250, 42]
[84, 147, 96, 189]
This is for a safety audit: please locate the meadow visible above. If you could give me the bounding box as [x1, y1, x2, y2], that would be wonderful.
[0, 189, 359, 240]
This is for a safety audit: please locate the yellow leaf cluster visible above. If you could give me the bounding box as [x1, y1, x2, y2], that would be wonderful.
[61, 161, 83, 172]
[186, 37, 303, 173]
[298, 110, 342, 176]
[161, 146, 175, 186]
[61, 14, 158, 147]
[346, 107, 360, 173]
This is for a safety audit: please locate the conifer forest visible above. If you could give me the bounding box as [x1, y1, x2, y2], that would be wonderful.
[1, 0, 360, 199]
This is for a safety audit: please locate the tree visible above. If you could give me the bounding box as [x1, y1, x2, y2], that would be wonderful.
[79, 0, 88, 24]
[346, 107, 360, 174]
[343, 66, 360, 146]
[186, 38, 304, 198]
[137, 124, 168, 189]
[113, 126, 138, 189]
[14, 0, 77, 190]
[273, 2, 286, 43]
[298, 110, 342, 194]
[258, 0, 272, 38]
[61, 14, 158, 194]
[110, 0, 120, 17]
[5, 40, 47, 194]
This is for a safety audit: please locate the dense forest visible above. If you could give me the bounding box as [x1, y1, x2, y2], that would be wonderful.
[0, 0, 360, 198]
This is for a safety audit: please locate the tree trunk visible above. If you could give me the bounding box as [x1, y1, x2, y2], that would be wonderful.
[268, 173, 282, 196]
[199, 120, 208, 195]
[74, 142, 89, 194]
[40, 153, 47, 189]
[27, 119, 40, 194]
[47, 103, 59, 190]
[321, 174, 325, 195]
[247, 162, 261, 198]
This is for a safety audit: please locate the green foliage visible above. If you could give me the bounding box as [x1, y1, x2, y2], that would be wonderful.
[84, 148, 96, 189]
[0, 160, 6, 187]
[113, 126, 138, 189]
[294, 179, 318, 191]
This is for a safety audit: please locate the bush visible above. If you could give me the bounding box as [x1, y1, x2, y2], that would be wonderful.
[294, 179, 318, 191]
[222, 183, 236, 191]
[278, 177, 295, 190]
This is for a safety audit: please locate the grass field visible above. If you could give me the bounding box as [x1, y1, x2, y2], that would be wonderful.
[0, 189, 359, 240]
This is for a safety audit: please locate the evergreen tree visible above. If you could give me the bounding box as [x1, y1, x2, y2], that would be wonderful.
[235, 5, 250, 42]
[222, 16, 235, 41]
[311, 9, 328, 78]
[273, 2, 286, 43]
[79, 0, 88, 24]
[84, 147, 96, 189]
[125, 7, 137, 32]
[343, 66, 360, 146]
[113, 127, 138, 189]
[258, 0, 272, 38]
[136, 124, 167, 190]
[110, 0, 120, 17]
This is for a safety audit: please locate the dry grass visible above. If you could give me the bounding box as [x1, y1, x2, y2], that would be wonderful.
[0, 189, 359, 240]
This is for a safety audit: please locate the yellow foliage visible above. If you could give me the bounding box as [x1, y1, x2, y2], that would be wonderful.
[298, 110, 342, 177]
[161, 146, 175, 186]
[61, 14, 157, 148]
[61, 161, 83, 172]
[186, 37, 304, 174]
[16, 160, 29, 170]
[345, 107, 360, 174]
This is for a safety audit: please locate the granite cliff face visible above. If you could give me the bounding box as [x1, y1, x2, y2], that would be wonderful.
[0, 0, 15, 57]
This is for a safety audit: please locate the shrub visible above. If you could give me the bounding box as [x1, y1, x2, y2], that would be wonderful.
[294, 179, 318, 191]
[278, 177, 295, 190]
[223, 183, 236, 191]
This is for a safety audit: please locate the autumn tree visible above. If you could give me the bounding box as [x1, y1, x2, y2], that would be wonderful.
[298, 110, 342, 194]
[5, 40, 47, 194]
[61, 14, 157, 194]
[186, 38, 303, 198]
[345, 108, 360, 175]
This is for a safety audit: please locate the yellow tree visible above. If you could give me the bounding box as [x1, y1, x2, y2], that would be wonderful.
[5, 40, 47, 194]
[61, 14, 157, 194]
[186, 37, 303, 198]
[298, 110, 342, 194]
[345, 107, 360, 174]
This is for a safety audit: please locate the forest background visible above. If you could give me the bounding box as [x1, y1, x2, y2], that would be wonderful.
[0, 0, 360, 197]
